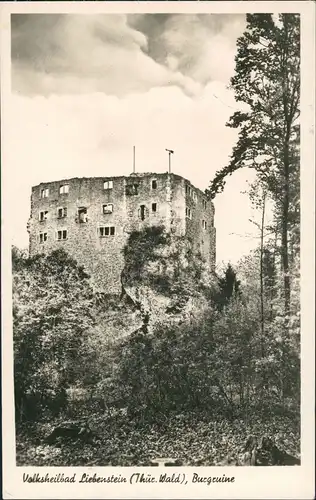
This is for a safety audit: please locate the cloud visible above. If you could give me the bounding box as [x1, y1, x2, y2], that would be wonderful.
[11, 14, 245, 98]
[130, 14, 246, 84]
[12, 14, 199, 97]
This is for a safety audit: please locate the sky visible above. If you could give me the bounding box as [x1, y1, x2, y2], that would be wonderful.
[8, 13, 261, 265]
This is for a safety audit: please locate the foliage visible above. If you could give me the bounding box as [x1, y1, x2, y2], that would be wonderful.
[122, 226, 170, 286]
[210, 14, 300, 202]
[12, 15, 301, 468]
[13, 228, 300, 466]
[215, 263, 241, 310]
[122, 225, 215, 301]
[12, 248, 95, 424]
[209, 14, 300, 318]
[113, 252, 300, 423]
[16, 413, 300, 467]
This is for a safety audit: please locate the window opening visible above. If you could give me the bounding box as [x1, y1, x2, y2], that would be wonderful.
[104, 180, 113, 190]
[99, 226, 115, 237]
[102, 204, 113, 214]
[57, 207, 67, 219]
[140, 205, 146, 221]
[152, 180, 157, 190]
[39, 232, 47, 243]
[152, 203, 157, 213]
[126, 183, 139, 195]
[77, 207, 88, 223]
[57, 230, 67, 240]
[41, 188, 49, 198]
[59, 184, 69, 194]
[186, 207, 192, 219]
[39, 211, 48, 222]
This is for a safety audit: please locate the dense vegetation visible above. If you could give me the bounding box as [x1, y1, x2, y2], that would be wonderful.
[13, 13, 300, 466]
[13, 226, 300, 466]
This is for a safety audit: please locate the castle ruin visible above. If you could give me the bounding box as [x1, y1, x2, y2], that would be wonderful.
[28, 172, 216, 293]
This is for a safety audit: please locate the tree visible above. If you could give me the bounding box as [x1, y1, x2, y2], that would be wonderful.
[121, 225, 218, 333]
[12, 248, 95, 423]
[236, 246, 300, 410]
[216, 263, 241, 310]
[209, 14, 300, 320]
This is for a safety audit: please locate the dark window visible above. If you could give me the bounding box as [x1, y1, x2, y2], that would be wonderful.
[39, 211, 48, 221]
[57, 230, 67, 240]
[99, 226, 115, 237]
[186, 207, 192, 219]
[126, 183, 139, 195]
[77, 207, 88, 223]
[152, 203, 157, 213]
[152, 180, 157, 190]
[140, 205, 146, 221]
[39, 232, 47, 243]
[102, 204, 113, 214]
[41, 188, 49, 198]
[57, 207, 67, 218]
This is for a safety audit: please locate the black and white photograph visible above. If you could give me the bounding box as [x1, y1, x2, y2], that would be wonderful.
[1, 2, 315, 499]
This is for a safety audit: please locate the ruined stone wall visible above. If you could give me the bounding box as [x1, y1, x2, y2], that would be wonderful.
[29, 176, 128, 293]
[122, 173, 176, 235]
[183, 178, 215, 269]
[28, 173, 216, 293]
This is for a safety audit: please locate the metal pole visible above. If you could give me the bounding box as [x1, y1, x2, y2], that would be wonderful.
[133, 146, 136, 173]
[165, 149, 174, 174]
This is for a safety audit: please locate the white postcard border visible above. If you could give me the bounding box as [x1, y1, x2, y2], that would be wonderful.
[1, 2, 315, 499]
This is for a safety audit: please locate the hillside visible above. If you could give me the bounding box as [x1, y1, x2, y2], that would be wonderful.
[13, 225, 300, 466]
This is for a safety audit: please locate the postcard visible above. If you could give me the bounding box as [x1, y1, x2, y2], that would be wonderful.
[1, 1, 315, 498]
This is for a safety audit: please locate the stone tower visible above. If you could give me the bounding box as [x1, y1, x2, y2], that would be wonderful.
[28, 172, 216, 293]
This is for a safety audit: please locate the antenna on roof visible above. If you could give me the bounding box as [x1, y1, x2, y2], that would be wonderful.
[133, 146, 136, 174]
[165, 148, 174, 174]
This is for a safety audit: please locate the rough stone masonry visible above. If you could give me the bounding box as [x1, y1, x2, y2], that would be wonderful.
[28, 172, 216, 294]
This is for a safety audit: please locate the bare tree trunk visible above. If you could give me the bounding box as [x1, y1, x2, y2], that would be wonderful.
[281, 156, 290, 404]
[270, 227, 279, 320]
[281, 16, 291, 323]
[260, 191, 266, 350]
[281, 150, 291, 322]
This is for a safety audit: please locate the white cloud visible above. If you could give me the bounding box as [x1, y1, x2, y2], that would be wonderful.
[156, 14, 245, 84]
[12, 14, 204, 98]
[12, 14, 246, 98]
